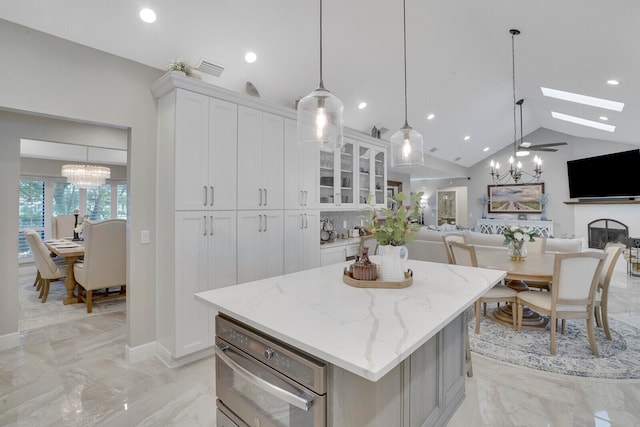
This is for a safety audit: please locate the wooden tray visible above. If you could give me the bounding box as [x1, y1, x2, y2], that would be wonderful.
[343, 269, 413, 289]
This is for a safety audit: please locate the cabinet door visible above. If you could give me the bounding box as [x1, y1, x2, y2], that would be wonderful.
[237, 211, 263, 284]
[373, 148, 387, 208]
[284, 211, 304, 274]
[237, 106, 263, 210]
[174, 211, 210, 357]
[301, 211, 320, 270]
[262, 210, 284, 279]
[320, 246, 347, 266]
[175, 90, 210, 211]
[209, 99, 238, 210]
[357, 142, 373, 206]
[261, 113, 284, 210]
[284, 119, 319, 210]
[337, 141, 356, 207]
[208, 211, 237, 290]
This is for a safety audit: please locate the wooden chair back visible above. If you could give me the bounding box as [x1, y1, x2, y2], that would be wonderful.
[442, 233, 466, 264]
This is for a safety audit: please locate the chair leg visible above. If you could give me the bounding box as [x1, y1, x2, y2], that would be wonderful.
[465, 329, 473, 377]
[587, 315, 599, 356]
[86, 290, 93, 313]
[41, 279, 50, 303]
[550, 314, 557, 354]
[33, 270, 41, 287]
[516, 303, 522, 332]
[602, 303, 612, 341]
[511, 302, 517, 330]
[561, 319, 566, 334]
[475, 300, 481, 334]
[483, 302, 487, 316]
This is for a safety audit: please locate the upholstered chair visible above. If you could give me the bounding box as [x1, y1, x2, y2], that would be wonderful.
[23, 229, 66, 303]
[524, 237, 551, 291]
[516, 252, 605, 355]
[442, 233, 466, 265]
[73, 219, 126, 313]
[448, 241, 518, 334]
[52, 215, 77, 239]
[594, 243, 625, 340]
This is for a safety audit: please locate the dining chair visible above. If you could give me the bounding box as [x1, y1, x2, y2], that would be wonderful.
[515, 252, 606, 355]
[73, 219, 126, 313]
[442, 232, 466, 264]
[23, 229, 66, 303]
[594, 242, 625, 340]
[524, 237, 550, 291]
[358, 235, 378, 257]
[449, 241, 518, 333]
[52, 215, 76, 239]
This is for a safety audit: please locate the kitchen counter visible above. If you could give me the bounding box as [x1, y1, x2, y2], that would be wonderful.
[319, 236, 362, 248]
[195, 259, 505, 382]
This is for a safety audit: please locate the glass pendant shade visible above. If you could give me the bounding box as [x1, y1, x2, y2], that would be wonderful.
[297, 87, 344, 151]
[390, 124, 424, 167]
[61, 164, 110, 188]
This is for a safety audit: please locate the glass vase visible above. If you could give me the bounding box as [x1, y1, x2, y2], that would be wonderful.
[508, 240, 527, 261]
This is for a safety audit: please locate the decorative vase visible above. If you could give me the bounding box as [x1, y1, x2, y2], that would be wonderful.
[378, 245, 409, 281]
[73, 213, 79, 241]
[508, 240, 527, 261]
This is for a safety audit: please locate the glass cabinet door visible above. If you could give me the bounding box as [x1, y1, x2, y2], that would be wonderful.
[358, 144, 372, 205]
[338, 141, 355, 206]
[319, 149, 336, 206]
[374, 149, 386, 207]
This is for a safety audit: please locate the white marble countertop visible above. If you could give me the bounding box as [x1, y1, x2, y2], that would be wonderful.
[319, 237, 362, 249]
[195, 260, 505, 381]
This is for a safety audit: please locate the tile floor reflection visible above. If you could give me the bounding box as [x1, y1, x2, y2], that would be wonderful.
[1, 265, 640, 426]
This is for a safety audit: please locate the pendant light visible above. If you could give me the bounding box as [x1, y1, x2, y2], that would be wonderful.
[297, 0, 344, 152]
[390, 0, 424, 167]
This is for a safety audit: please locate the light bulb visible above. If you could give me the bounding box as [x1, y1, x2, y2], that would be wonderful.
[509, 156, 514, 164]
[495, 162, 500, 169]
[517, 161, 522, 169]
[490, 160, 495, 168]
[402, 140, 412, 158]
[315, 108, 327, 139]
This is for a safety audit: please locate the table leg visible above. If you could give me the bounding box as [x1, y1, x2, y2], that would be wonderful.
[62, 256, 80, 305]
[492, 280, 549, 329]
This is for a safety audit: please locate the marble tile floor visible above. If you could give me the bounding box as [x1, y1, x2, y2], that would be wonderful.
[1, 265, 640, 426]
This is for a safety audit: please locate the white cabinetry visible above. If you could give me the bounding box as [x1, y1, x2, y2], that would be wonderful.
[284, 118, 318, 209]
[173, 211, 236, 357]
[174, 90, 237, 211]
[284, 211, 320, 273]
[319, 139, 356, 208]
[237, 210, 284, 284]
[237, 106, 284, 210]
[358, 142, 387, 207]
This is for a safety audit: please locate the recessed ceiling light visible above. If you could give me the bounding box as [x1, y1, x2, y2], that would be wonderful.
[483, 147, 490, 152]
[541, 87, 624, 112]
[607, 79, 620, 86]
[464, 135, 470, 141]
[358, 102, 367, 110]
[244, 52, 257, 63]
[139, 8, 157, 23]
[427, 113, 435, 120]
[599, 116, 609, 121]
[551, 111, 616, 132]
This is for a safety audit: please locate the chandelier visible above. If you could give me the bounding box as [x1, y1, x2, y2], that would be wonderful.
[61, 147, 111, 188]
[489, 29, 543, 185]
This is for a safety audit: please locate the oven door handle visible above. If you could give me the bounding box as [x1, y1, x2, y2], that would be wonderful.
[215, 343, 313, 411]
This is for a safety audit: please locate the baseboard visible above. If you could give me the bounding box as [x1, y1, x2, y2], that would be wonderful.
[125, 341, 158, 364]
[0, 331, 20, 352]
[155, 342, 214, 368]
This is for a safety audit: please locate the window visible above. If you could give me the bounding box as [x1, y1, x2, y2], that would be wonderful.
[116, 184, 127, 219]
[52, 182, 80, 215]
[86, 184, 112, 221]
[18, 179, 45, 258]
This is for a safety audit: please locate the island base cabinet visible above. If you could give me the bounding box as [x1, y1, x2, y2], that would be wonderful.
[327, 313, 466, 427]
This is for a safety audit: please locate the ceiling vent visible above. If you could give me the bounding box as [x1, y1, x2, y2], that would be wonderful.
[196, 58, 224, 77]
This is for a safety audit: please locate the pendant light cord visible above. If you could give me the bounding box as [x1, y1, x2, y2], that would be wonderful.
[402, 0, 409, 127]
[511, 29, 518, 155]
[319, 0, 325, 90]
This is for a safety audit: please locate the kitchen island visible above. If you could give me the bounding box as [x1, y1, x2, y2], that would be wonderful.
[196, 260, 505, 426]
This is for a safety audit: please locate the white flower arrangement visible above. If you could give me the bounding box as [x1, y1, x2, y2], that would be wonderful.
[502, 225, 539, 245]
[167, 58, 192, 75]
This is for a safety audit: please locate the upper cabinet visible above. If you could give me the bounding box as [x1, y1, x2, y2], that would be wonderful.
[237, 106, 284, 210]
[284, 118, 318, 210]
[174, 89, 238, 211]
[358, 142, 387, 208]
[319, 139, 356, 208]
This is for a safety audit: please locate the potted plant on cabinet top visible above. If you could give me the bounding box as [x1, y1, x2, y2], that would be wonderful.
[365, 191, 423, 281]
[167, 58, 192, 76]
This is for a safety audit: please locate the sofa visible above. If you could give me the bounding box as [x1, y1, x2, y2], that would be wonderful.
[407, 227, 584, 264]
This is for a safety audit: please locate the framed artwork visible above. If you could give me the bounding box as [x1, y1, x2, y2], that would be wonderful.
[488, 183, 544, 214]
[387, 180, 402, 209]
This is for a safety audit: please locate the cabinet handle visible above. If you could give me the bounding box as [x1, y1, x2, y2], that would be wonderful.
[203, 186, 208, 206]
[299, 190, 303, 206]
[203, 215, 207, 236]
[210, 216, 214, 236]
[258, 214, 263, 232]
[264, 215, 268, 232]
[303, 190, 308, 206]
[264, 188, 268, 206]
[259, 188, 263, 206]
[210, 186, 214, 206]
[299, 214, 303, 229]
[304, 213, 308, 229]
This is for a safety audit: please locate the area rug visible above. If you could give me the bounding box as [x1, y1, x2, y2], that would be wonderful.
[18, 269, 125, 331]
[468, 312, 640, 379]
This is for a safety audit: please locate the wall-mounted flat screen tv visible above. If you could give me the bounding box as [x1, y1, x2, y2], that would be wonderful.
[567, 149, 640, 199]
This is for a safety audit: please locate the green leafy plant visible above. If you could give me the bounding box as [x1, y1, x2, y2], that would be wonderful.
[167, 58, 191, 75]
[365, 191, 424, 246]
[502, 225, 539, 245]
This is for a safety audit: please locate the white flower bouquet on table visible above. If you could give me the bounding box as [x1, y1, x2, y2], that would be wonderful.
[502, 225, 539, 261]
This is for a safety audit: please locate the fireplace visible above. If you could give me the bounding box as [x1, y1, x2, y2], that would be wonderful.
[588, 218, 629, 249]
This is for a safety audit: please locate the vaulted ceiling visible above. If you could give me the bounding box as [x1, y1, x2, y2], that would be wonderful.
[1, 0, 638, 179]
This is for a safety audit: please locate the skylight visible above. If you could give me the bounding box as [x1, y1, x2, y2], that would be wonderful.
[551, 111, 616, 132]
[541, 87, 624, 112]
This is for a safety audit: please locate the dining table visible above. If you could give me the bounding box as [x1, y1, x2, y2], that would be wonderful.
[474, 245, 555, 328]
[45, 239, 84, 304]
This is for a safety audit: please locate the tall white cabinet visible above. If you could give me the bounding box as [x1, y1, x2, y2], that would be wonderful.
[237, 210, 284, 284]
[284, 210, 320, 274]
[284, 118, 318, 210]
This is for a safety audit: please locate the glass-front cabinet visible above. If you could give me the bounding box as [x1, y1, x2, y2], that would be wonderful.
[319, 139, 355, 208]
[319, 137, 385, 209]
[358, 142, 387, 208]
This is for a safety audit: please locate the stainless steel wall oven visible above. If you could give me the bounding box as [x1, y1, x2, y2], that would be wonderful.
[215, 314, 327, 427]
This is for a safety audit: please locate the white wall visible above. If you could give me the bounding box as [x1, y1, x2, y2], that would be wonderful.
[0, 19, 162, 347]
[467, 128, 639, 237]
